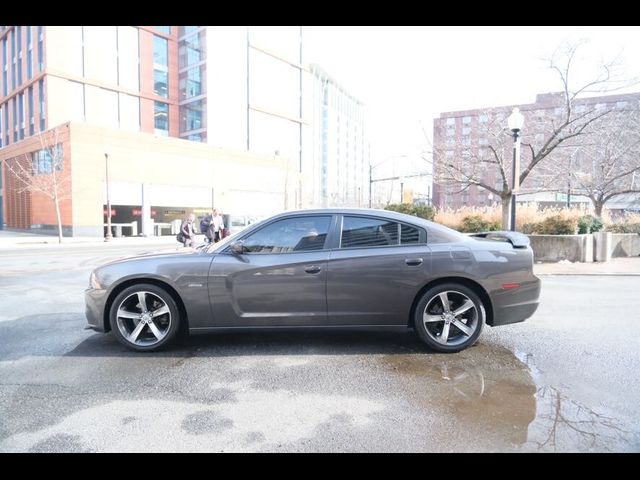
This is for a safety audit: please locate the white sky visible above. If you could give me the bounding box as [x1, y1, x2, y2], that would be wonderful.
[304, 26, 640, 174]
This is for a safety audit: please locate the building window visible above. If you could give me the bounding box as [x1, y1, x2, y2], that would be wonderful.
[446, 117, 455, 126]
[2, 37, 7, 96]
[154, 101, 169, 135]
[179, 99, 206, 133]
[3, 103, 8, 145]
[12, 97, 17, 142]
[16, 26, 22, 86]
[10, 28, 16, 90]
[616, 101, 628, 109]
[37, 26, 44, 71]
[179, 31, 204, 69]
[155, 26, 171, 35]
[179, 26, 201, 37]
[153, 35, 168, 98]
[479, 138, 489, 146]
[32, 145, 63, 174]
[479, 113, 489, 123]
[38, 78, 45, 131]
[26, 26, 33, 80]
[179, 65, 205, 99]
[28, 86, 34, 136]
[153, 69, 168, 98]
[462, 116, 471, 124]
[18, 92, 24, 140]
[462, 127, 471, 135]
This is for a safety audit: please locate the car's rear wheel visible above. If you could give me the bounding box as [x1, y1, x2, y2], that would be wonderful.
[109, 283, 180, 352]
[414, 283, 485, 353]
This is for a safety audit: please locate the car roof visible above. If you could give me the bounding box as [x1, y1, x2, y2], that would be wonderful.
[266, 208, 459, 234]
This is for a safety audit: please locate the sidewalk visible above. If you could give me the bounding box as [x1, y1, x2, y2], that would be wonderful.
[534, 256, 640, 276]
[0, 229, 205, 249]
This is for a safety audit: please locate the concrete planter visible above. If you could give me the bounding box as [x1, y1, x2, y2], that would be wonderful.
[528, 234, 593, 263]
[610, 233, 640, 258]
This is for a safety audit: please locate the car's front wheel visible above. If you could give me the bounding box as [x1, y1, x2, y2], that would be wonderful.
[109, 283, 181, 352]
[414, 283, 485, 353]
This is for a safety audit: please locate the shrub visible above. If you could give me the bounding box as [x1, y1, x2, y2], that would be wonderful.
[577, 214, 604, 234]
[459, 215, 502, 233]
[385, 203, 435, 220]
[526, 215, 577, 235]
[606, 223, 640, 234]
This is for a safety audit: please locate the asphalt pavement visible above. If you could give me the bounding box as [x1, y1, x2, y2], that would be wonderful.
[0, 244, 638, 452]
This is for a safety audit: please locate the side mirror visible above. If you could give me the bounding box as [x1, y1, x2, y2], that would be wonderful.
[230, 240, 245, 255]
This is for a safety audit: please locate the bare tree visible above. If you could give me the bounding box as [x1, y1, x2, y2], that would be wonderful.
[4, 127, 70, 243]
[431, 41, 638, 228]
[568, 108, 640, 217]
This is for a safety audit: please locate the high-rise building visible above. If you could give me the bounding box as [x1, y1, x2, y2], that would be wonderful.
[432, 91, 640, 209]
[308, 64, 369, 208]
[0, 26, 368, 235]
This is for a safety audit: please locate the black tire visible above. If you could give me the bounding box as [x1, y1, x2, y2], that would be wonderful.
[109, 283, 181, 352]
[414, 283, 485, 353]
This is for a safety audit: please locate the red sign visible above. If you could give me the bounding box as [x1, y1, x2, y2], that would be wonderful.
[132, 208, 157, 217]
[103, 208, 116, 216]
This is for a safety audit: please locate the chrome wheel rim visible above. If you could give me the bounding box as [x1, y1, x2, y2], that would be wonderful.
[116, 291, 172, 347]
[423, 290, 479, 347]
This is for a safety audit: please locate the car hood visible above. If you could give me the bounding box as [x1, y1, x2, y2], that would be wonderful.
[99, 246, 206, 268]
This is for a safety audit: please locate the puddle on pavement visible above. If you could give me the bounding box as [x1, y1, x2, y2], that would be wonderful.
[380, 344, 634, 452]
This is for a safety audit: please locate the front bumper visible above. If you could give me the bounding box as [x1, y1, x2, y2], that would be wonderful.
[85, 287, 108, 332]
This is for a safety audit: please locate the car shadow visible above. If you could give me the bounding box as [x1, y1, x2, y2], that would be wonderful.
[65, 328, 439, 358]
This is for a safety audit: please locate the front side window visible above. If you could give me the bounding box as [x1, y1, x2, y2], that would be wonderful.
[341, 216, 399, 248]
[242, 216, 331, 254]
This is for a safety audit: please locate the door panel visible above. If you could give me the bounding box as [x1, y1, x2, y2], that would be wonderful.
[326, 245, 432, 325]
[208, 214, 334, 327]
[209, 251, 328, 326]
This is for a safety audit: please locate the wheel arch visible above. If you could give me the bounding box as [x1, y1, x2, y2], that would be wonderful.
[408, 276, 494, 327]
[103, 278, 189, 334]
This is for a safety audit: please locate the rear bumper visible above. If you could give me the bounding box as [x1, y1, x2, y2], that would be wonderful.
[85, 288, 108, 332]
[489, 276, 541, 326]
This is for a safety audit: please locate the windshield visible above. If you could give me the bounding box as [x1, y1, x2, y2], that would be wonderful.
[203, 216, 270, 253]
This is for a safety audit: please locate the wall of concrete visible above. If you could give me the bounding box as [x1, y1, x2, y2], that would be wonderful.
[528, 234, 593, 263]
[610, 233, 640, 258]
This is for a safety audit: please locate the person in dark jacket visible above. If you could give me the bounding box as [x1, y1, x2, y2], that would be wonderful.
[180, 214, 197, 247]
[201, 212, 214, 243]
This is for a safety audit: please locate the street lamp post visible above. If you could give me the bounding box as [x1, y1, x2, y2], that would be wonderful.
[507, 108, 525, 231]
[104, 153, 113, 242]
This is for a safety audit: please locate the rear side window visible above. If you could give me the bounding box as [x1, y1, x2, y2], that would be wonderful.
[341, 216, 399, 247]
[401, 224, 421, 244]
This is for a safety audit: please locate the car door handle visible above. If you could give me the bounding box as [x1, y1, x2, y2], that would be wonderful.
[405, 258, 423, 266]
[304, 265, 322, 274]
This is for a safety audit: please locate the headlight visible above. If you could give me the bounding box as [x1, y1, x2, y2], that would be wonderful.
[89, 271, 102, 289]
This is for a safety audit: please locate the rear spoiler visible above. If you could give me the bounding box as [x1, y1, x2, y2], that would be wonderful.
[469, 231, 530, 248]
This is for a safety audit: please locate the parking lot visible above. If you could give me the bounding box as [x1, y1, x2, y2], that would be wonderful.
[0, 244, 638, 452]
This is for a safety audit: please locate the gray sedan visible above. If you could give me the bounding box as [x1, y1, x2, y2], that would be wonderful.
[85, 208, 541, 353]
